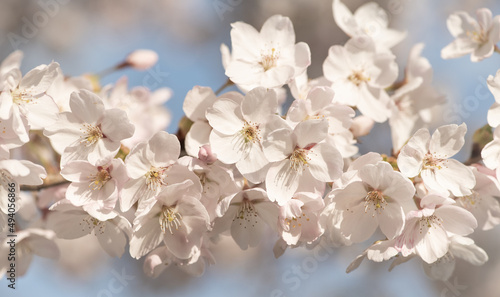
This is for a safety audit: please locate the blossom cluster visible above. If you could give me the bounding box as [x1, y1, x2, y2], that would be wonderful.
[1, 1, 499, 282]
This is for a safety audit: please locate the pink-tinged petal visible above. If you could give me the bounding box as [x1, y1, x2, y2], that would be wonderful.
[266, 160, 301, 205]
[424, 159, 475, 196]
[307, 140, 343, 182]
[0, 92, 13, 119]
[43, 112, 84, 154]
[129, 216, 164, 259]
[429, 123, 466, 157]
[110, 158, 128, 187]
[206, 98, 244, 135]
[97, 221, 128, 258]
[415, 224, 449, 264]
[19, 62, 59, 94]
[294, 119, 328, 149]
[183, 86, 217, 121]
[9, 160, 46, 185]
[397, 128, 430, 178]
[101, 109, 135, 142]
[437, 205, 477, 236]
[308, 86, 335, 112]
[146, 131, 180, 166]
[260, 15, 295, 45]
[22, 95, 59, 129]
[60, 160, 96, 182]
[378, 203, 405, 239]
[262, 116, 294, 162]
[340, 203, 378, 243]
[209, 130, 242, 164]
[449, 236, 488, 266]
[185, 121, 212, 157]
[69, 90, 105, 124]
[241, 87, 278, 124]
[235, 145, 270, 184]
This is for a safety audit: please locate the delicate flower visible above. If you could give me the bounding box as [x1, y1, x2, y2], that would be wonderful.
[323, 36, 397, 122]
[213, 188, 278, 250]
[263, 117, 342, 204]
[61, 158, 128, 220]
[206, 87, 278, 183]
[397, 123, 475, 196]
[278, 192, 324, 245]
[125, 49, 158, 70]
[129, 180, 210, 259]
[223, 15, 311, 90]
[331, 161, 415, 243]
[441, 8, 500, 62]
[332, 0, 406, 50]
[44, 90, 135, 165]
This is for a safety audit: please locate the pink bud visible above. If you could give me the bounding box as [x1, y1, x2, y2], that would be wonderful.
[350, 115, 374, 138]
[198, 145, 217, 164]
[125, 49, 158, 70]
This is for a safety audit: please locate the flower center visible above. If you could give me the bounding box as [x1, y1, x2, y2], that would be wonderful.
[11, 89, 33, 105]
[348, 70, 370, 86]
[234, 199, 258, 226]
[260, 47, 279, 71]
[159, 206, 183, 234]
[422, 153, 446, 171]
[289, 148, 309, 171]
[418, 215, 443, 233]
[145, 166, 165, 191]
[80, 216, 106, 235]
[284, 212, 310, 229]
[239, 121, 260, 144]
[466, 30, 487, 44]
[364, 189, 388, 215]
[457, 190, 481, 209]
[89, 166, 111, 190]
[82, 123, 103, 146]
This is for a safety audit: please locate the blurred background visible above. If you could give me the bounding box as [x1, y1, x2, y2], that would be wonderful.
[1, 0, 500, 296]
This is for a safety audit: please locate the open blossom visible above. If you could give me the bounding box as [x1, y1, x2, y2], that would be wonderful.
[323, 36, 397, 122]
[0, 62, 60, 140]
[213, 188, 279, 250]
[120, 131, 200, 212]
[441, 8, 500, 62]
[223, 15, 311, 90]
[278, 192, 324, 246]
[397, 123, 475, 196]
[332, 0, 406, 50]
[206, 87, 277, 183]
[263, 118, 342, 205]
[44, 90, 135, 166]
[61, 158, 128, 220]
[48, 201, 132, 258]
[331, 161, 415, 243]
[129, 180, 210, 259]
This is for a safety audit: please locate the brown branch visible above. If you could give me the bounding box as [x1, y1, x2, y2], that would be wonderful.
[20, 180, 70, 192]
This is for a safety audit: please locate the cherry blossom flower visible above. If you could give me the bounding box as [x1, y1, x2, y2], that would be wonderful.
[212, 188, 278, 250]
[397, 123, 475, 196]
[263, 117, 342, 205]
[486, 69, 500, 128]
[120, 131, 200, 212]
[332, 0, 406, 50]
[129, 180, 210, 259]
[61, 158, 128, 220]
[331, 161, 415, 243]
[0, 62, 60, 140]
[441, 8, 500, 62]
[48, 201, 132, 258]
[206, 87, 278, 183]
[323, 36, 397, 122]
[278, 192, 324, 245]
[44, 90, 135, 165]
[125, 49, 158, 70]
[223, 15, 311, 90]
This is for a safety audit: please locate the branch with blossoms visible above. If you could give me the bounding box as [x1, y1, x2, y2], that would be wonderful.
[2, 0, 500, 284]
